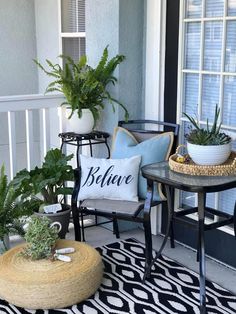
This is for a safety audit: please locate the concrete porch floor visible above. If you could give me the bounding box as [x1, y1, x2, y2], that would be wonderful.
[66, 225, 236, 296]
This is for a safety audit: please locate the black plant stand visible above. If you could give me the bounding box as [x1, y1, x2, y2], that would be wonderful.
[59, 131, 110, 167]
[59, 130, 111, 240]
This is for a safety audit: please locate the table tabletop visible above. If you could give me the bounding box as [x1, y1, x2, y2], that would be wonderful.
[59, 131, 110, 141]
[141, 161, 236, 193]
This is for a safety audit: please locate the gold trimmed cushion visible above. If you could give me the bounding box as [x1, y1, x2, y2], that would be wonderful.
[111, 127, 174, 201]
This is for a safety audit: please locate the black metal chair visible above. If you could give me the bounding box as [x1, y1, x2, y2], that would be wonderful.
[71, 120, 179, 279]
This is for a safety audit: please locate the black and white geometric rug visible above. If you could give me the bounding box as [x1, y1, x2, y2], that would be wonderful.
[1, 238, 236, 314]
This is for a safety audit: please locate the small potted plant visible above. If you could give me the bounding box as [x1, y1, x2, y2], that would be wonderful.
[184, 105, 232, 165]
[21, 216, 60, 260]
[12, 149, 74, 238]
[0, 165, 34, 253]
[34, 46, 129, 134]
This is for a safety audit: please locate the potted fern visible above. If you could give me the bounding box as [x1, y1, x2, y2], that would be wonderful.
[184, 105, 232, 165]
[34, 46, 129, 134]
[12, 149, 74, 238]
[0, 165, 34, 253]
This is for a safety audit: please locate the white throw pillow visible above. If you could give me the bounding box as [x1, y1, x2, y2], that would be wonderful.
[78, 155, 141, 202]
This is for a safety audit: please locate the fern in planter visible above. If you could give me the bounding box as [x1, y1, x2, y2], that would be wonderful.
[34, 46, 129, 126]
[0, 165, 35, 251]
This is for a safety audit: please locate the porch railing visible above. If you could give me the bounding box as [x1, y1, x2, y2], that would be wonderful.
[0, 94, 65, 179]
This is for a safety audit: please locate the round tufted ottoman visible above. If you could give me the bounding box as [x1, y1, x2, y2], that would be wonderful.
[0, 239, 103, 309]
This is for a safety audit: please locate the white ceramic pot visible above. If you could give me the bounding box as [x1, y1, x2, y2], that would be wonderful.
[187, 142, 232, 166]
[66, 108, 94, 134]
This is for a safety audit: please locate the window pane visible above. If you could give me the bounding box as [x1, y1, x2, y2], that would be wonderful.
[228, 0, 236, 16]
[225, 21, 236, 72]
[201, 75, 220, 121]
[221, 129, 236, 149]
[182, 121, 193, 145]
[223, 76, 236, 127]
[62, 37, 86, 62]
[219, 188, 236, 215]
[180, 191, 196, 208]
[183, 74, 199, 116]
[206, 193, 217, 209]
[203, 21, 223, 71]
[205, 0, 224, 17]
[186, 0, 202, 18]
[61, 0, 85, 32]
[184, 23, 201, 69]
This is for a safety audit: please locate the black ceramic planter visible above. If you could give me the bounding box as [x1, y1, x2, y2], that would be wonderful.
[35, 204, 71, 239]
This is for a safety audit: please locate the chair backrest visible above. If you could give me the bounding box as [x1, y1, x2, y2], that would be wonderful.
[118, 119, 179, 154]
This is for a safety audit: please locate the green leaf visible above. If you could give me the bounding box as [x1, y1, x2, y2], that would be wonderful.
[34, 47, 129, 125]
[184, 105, 231, 145]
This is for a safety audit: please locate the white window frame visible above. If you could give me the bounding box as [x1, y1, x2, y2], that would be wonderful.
[57, 0, 86, 60]
[176, 0, 236, 236]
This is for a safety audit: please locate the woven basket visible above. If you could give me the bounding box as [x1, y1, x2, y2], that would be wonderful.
[0, 240, 103, 309]
[169, 145, 236, 176]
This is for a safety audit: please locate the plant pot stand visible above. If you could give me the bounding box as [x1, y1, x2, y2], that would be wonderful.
[0, 239, 103, 309]
[59, 130, 110, 168]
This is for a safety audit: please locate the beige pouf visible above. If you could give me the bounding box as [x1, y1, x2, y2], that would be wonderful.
[0, 239, 103, 309]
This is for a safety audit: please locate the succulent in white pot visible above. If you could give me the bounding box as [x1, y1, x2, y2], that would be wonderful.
[34, 46, 129, 134]
[184, 106, 232, 166]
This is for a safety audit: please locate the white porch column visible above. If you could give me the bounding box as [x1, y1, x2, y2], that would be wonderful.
[145, 0, 167, 235]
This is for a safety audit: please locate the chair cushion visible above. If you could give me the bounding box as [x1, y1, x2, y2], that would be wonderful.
[81, 199, 145, 216]
[78, 155, 141, 202]
[112, 127, 174, 201]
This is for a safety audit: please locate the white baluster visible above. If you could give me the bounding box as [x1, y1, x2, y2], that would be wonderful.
[7, 112, 16, 179]
[39, 108, 50, 161]
[25, 109, 34, 170]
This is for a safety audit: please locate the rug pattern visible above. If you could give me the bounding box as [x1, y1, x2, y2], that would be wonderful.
[0, 238, 236, 314]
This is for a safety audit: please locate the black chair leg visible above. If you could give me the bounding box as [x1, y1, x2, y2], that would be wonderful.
[143, 217, 153, 281]
[170, 221, 175, 248]
[80, 212, 86, 242]
[113, 217, 120, 239]
[169, 187, 175, 248]
[234, 202, 236, 239]
[196, 239, 200, 262]
[71, 204, 81, 241]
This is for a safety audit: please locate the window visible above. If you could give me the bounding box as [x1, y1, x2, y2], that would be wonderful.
[60, 0, 86, 61]
[178, 0, 236, 223]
